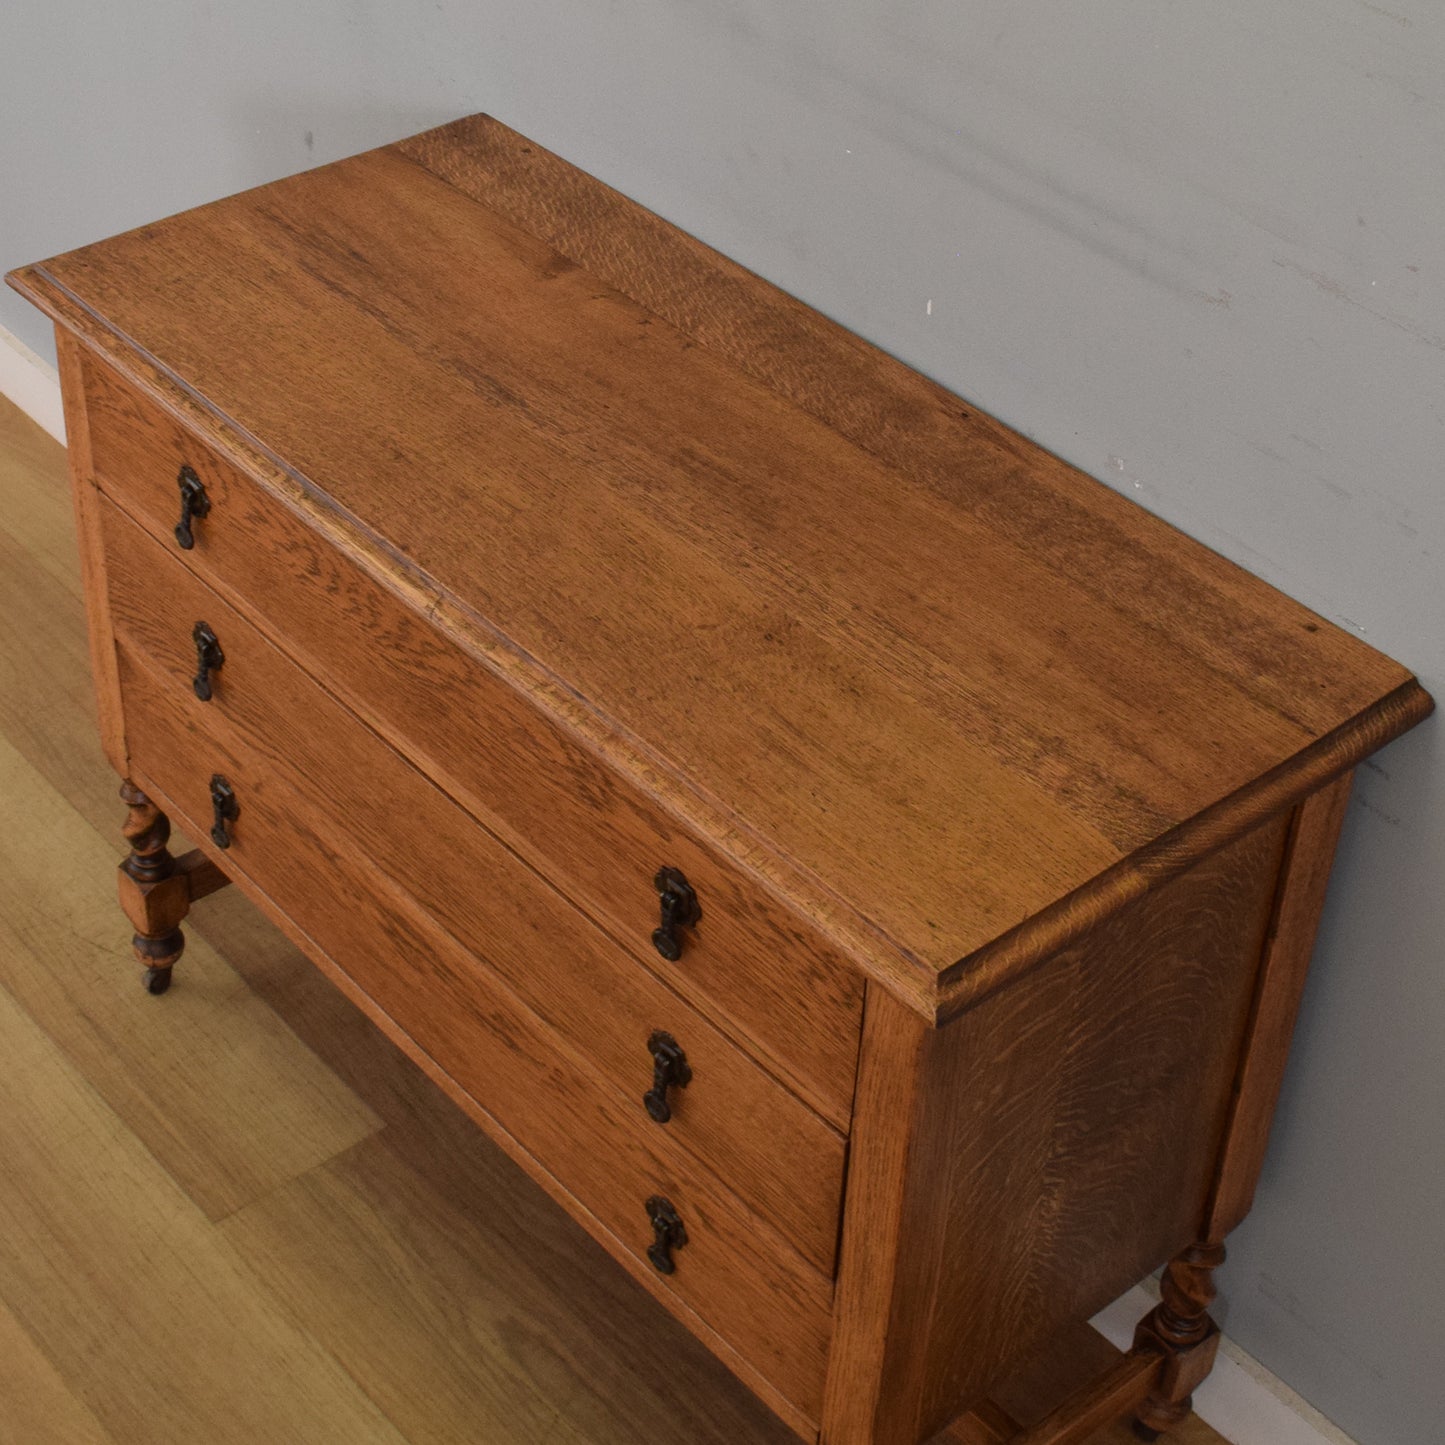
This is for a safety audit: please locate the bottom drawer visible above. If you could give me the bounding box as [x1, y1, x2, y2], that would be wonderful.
[116, 645, 833, 1429]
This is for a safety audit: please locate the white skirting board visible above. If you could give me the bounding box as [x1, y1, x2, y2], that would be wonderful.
[0, 323, 65, 443]
[0, 317, 1356, 1445]
[1091, 1287, 1359, 1445]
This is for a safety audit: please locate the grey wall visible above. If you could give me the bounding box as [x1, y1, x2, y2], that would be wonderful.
[2, 4, 1440, 1441]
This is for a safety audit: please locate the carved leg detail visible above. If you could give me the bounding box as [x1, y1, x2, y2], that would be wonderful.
[118, 781, 189, 995]
[1132, 1242, 1226, 1440]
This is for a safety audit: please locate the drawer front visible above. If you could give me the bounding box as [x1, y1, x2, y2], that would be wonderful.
[82, 353, 864, 1128]
[111, 611, 834, 1421]
[100, 495, 846, 1279]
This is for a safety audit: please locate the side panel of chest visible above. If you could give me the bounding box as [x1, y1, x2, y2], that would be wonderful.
[823, 812, 1297, 1444]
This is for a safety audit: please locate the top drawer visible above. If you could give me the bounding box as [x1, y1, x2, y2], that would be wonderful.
[81, 353, 864, 1125]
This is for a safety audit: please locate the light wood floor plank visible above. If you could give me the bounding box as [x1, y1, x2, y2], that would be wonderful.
[0, 395, 116, 844]
[0, 517, 114, 833]
[0, 972, 405, 1444]
[0, 728, 381, 1220]
[222, 1116, 798, 1445]
[0, 1297, 113, 1445]
[0, 388, 79, 597]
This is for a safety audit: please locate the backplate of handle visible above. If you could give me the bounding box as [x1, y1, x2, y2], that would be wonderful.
[645, 1195, 687, 1275]
[174, 464, 211, 549]
[191, 621, 225, 701]
[642, 1031, 692, 1124]
[652, 867, 700, 962]
[209, 774, 239, 849]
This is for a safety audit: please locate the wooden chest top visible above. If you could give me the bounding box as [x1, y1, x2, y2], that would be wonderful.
[10, 114, 1429, 1020]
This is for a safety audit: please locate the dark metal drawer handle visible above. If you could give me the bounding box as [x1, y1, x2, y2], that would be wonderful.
[175, 464, 211, 549]
[643, 1031, 692, 1124]
[652, 867, 700, 962]
[645, 1196, 687, 1275]
[191, 621, 225, 701]
[209, 774, 239, 849]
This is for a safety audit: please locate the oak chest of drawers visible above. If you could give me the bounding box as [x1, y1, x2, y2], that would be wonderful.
[9, 115, 1432, 1444]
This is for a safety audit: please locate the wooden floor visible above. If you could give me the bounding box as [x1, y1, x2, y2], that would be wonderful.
[0, 391, 1229, 1444]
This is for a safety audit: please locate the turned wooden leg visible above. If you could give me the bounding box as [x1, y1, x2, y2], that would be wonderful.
[1131, 1242, 1226, 1440]
[118, 781, 188, 994]
[117, 781, 233, 994]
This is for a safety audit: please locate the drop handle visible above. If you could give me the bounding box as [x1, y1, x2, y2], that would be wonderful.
[174, 464, 211, 549]
[209, 774, 239, 849]
[191, 621, 225, 701]
[643, 1031, 692, 1124]
[645, 1196, 687, 1275]
[651, 867, 700, 962]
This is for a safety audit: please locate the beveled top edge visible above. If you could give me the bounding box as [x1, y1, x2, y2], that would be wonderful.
[7, 113, 1435, 1026]
[935, 677, 1433, 1022]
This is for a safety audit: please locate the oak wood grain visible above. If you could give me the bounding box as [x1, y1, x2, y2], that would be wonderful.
[53, 330, 127, 774]
[178, 847, 230, 901]
[8, 117, 1431, 1019]
[0, 383, 1260, 1445]
[191, 861, 823, 1444]
[79, 350, 863, 1120]
[932, 693, 1419, 1020]
[1, 395, 819, 1445]
[8, 106, 1435, 1443]
[115, 778, 188, 986]
[1004, 1352, 1159, 1445]
[979, 1322, 1128, 1434]
[828, 818, 1290, 1443]
[821, 989, 935, 1442]
[116, 645, 834, 1426]
[99, 494, 847, 1274]
[825, 987, 988, 1445]
[397, 118, 1401, 762]
[1205, 774, 1355, 1239]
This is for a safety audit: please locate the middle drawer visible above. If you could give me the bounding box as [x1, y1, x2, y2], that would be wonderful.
[99, 495, 846, 1278]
